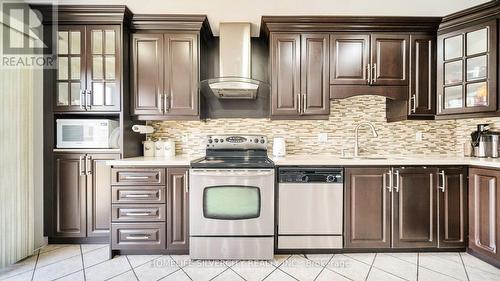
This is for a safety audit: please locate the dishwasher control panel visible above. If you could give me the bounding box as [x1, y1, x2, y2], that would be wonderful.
[279, 168, 343, 183]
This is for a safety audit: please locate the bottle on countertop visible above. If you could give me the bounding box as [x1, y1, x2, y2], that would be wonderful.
[143, 137, 155, 157]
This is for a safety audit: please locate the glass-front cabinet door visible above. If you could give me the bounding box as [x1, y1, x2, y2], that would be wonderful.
[86, 25, 121, 111]
[437, 20, 497, 115]
[55, 26, 86, 111]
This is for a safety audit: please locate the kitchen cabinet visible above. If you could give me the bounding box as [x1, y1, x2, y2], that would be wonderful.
[87, 153, 120, 237]
[330, 33, 408, 87]
[438, 167, 467, 248]
[437, 20, 498, 116]
[54, 153, 119, 238]
[110, 166, 189, 255]
[392, 167, 438, 248]
[166, 168, 189, 253]
[53, 153, 87, 237]
[345, 168, 391, 248]
[409, 34, 436, 116]
[55, 25, 121, 112]
[468, 168, 500, 265]
[270, 33, 329, 118]
[132, 33, 199, 118]
[345, 166, 466, 250]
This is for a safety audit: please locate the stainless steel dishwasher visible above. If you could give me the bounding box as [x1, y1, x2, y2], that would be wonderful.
[277, 167, 343, 249]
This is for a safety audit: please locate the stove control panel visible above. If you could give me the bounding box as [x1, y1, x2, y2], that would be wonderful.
[206, 135, 267, 150]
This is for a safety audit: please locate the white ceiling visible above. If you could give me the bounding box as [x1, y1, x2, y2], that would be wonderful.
[58, 0, 490, 36]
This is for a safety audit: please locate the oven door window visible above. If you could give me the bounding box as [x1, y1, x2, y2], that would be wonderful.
[203, 185, 261, 220]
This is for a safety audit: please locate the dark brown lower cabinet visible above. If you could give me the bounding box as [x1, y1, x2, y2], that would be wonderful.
[345, 166, 466, 250]
[166, 168, 189, 253]
[345, 167, 391, 248]
[468, 168, 500, 264]
[438, 167, 467, 248]
[111, 166, 190, 255]
[54, 153, 87, 237]
[87, 154, 121, 237]
[392, 167, 438, 248]
[54, 153, 119, 238]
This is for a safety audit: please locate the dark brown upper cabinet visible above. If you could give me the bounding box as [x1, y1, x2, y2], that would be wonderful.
[438, 167, 467, 248]
[270, 33, 329, 119]
[330, 34, 370, 85]
[437, 18, 498, 118]
[132, 32, 199, 119]
[468, 168, 500, 266]
[345, 167, 391, 249]
[329, 33, 409, 99]
[54, 25, 121, 112]
[409, 34, 436, 115]
[392, 167, 438, 248]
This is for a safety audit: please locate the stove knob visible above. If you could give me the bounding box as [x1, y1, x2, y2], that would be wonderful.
[220, 139, 224, 143]
[214, 139, 219, 143]
[260, 139, 265, 144]
[254, 138, 259, 143]
[208, 139, 213, 144]
[326, 175, 335, 183]
[301, 175, 309, 182]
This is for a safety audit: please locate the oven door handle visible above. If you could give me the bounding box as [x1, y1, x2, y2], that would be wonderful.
[190, 169, 274, 177]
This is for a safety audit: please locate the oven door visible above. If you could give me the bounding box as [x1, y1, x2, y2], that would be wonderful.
[189, 169, 274, 236]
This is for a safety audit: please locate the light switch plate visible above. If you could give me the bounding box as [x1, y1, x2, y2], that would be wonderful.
[416, 131, 423, 142]
[318, 133, 328, 142]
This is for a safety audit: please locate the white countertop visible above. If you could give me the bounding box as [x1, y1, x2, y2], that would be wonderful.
[271, 155, 500, 169]
[107, 154, 500, 169]
[106, 155, 202, 166]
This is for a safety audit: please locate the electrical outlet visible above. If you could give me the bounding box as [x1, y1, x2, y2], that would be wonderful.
[415, 131, 423, 142]
[317, 133, 328, 142]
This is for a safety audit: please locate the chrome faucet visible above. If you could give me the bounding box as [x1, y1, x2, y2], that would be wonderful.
[354, 121, 378, 157]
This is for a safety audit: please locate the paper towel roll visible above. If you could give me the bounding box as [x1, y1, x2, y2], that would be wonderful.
[132, 125, 154, 134]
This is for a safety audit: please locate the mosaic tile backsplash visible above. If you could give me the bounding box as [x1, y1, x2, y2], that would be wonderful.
[149, 95, 500, 157]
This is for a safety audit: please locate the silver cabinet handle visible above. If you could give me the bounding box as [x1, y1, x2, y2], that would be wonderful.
[184, 171, 189, 193]
[79, 89, 85, 109]
[394, 170, 400, 192]
[124, 212, 152, 216]
[296, 93, 302, 114]
[125, 235, 150, 240]
[85, 155, 91, 175]
[79, 155, 84, 175]
[85, 90, 91, 110]
[372, 63, 377, 83]
[164, 94, 169, 113]
[367, 63, 371, 84]
[124, 194, 151, 198]
[410, 94, 416, 113]
[439, 170, 446, 192]
[385, 170, 392, 192]
[302, 93, 307, 113]
[123, 176, 150, 180]
[157, 92, 163, 113]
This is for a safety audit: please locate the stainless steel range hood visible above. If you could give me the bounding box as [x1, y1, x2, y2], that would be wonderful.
[203, 23, 262, 99]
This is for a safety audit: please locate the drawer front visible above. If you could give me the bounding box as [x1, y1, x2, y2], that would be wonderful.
[112, 186, 166, 204]
[112, 168, 165, 185]
[112, 204, 166, 222]
[111, 223, 166, 250]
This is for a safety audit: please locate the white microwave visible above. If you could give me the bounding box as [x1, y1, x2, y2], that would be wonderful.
[56, 119, 120, 149]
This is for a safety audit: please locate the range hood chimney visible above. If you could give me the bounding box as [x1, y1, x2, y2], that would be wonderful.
[205, 23, 261, 99]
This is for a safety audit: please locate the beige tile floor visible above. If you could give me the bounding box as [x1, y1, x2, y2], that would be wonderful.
[0, 244, 499, 281]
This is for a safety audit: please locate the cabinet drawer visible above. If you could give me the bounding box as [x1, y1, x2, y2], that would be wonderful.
[112, 168, 165, 185]
[112, 204, 166, 222]
[112, 186, 165, 204]
[111, 223, 166, 250]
